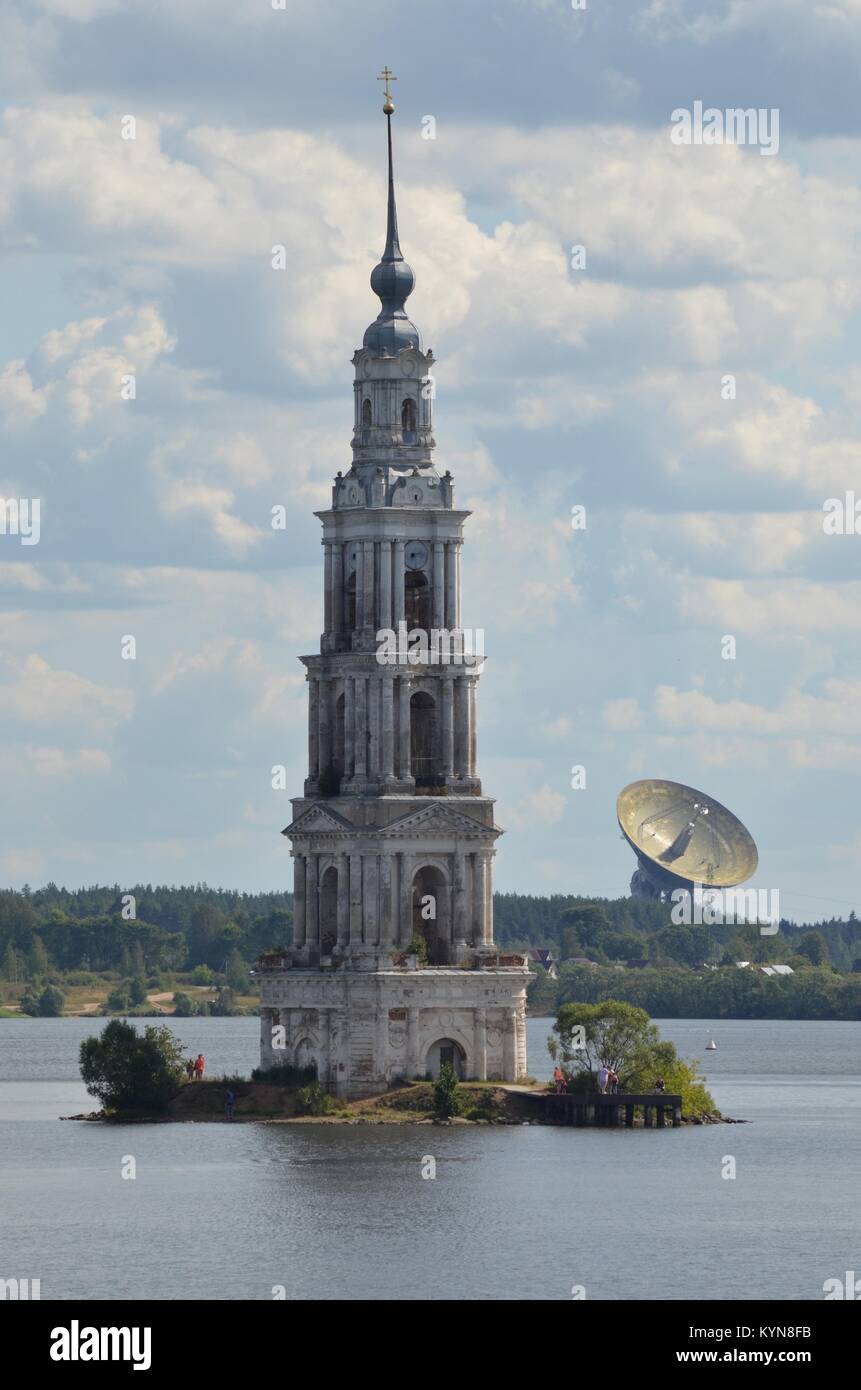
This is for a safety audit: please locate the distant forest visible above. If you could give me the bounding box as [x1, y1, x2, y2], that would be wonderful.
[1, 883, 860, 977]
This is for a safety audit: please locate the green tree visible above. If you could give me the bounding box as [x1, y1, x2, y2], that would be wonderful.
[128, 975, 148, 1007]
[433, 1062, 461, 1119]
[105, 983, 131, 1013]
[550, 999, 716, 1115]
[79, 1020, 186, 1114]
[1, 942, 18, 982]
[36, 983, 65, 1017]
[798, 931, 828, 967]
[27, 934, 49, 980]
[224, 950, 248, 993]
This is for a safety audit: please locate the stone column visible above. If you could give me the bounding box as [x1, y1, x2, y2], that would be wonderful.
[368, 678, 380, 779]
[441, 677, 454, 778]
[503, 1008, 517, 1081]
[332, 543, 344, 636]
[363, 540, 375, 632]
[468, 679, 477, 774]
[400, 851, 413, 944]
[293, 855, 306, 947]
[354, 676, 367, 778]
[473, 1007, 487, 1081]
[432, 541, 445, 629]
[318, 677, 331, 775]
[445, 542, 457, 630]
[349, 853, 362, 944]
[473, 853, 486, 945]
[407, 1006, 420, 1078]
[363, 854, 379, 946]
[323, 541, 333, 635]
[320, 1007, 331, 1088]
[336, 853, 349, 946]
[393, 540, 405, 626]
[307, 677, 319, 778]
[453, 850, 467, 950]
[344, 675, 355, 778]
[379, 854, 393, 944]
[379, 539, 392, 631]
[484, 852, 494, 944]
[306, 853, 319, 946]
[398, 674, 411, 780]
[455, 543, 462, 629]
[381, 676, 394, 780]
[355, 542, 365, 629]
[455, 676, 469, 777]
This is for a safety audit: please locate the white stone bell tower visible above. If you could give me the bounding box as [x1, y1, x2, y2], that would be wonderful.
[256, 71, 529, 1097]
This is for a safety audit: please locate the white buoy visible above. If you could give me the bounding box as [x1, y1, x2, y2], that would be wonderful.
[706, 1037, 717, 1050]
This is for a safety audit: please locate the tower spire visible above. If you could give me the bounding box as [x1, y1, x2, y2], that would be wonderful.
[377, 66, 402, 263]
[364, 67, 418, 355]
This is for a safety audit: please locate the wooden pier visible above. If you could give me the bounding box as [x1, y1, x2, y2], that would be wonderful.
[532, 1092, 683, 1128]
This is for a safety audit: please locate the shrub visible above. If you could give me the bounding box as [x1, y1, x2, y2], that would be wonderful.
[171, 991, 201, 1017]
[433, 1062, 461, 1120]
[251, 1063, 318, 1085]
[190, 964, 214, 986]
[105, 984, 131, 1013]
[294, 1082, 336, 1116]
[79, 1020, 186, 1114]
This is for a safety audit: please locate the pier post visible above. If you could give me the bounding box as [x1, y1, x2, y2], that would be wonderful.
[643, 1105, 652, 1129]
[656, 1105, 665, 1128]
[673, 1104, 682, 1128]
[625, 1104, 634, 1128]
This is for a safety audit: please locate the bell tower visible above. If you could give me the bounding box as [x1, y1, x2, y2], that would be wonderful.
[257, 72, 529, 1096]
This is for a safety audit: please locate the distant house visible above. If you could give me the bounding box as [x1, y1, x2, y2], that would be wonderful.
[760, 964, 794, 976]
[735, 960, 751, 969]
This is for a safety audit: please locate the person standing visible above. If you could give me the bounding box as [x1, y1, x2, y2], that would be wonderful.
[185, 1058, 195, 1082]
[225, 1089, 235, 1120]
[597, 1065, 610, 1094]
[194, 1053, 205, 1081]
[553, 1065, 566, 1094]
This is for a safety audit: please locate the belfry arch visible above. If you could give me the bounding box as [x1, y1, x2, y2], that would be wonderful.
[412, 863, 449, 964]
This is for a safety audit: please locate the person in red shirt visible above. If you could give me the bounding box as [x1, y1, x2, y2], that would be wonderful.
[194, 1054, 205, 1080]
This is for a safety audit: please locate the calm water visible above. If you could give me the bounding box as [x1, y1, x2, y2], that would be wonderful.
[0, 1016, 858, 1300]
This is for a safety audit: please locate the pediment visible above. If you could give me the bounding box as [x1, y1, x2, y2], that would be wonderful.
[282, 804, 355, 838]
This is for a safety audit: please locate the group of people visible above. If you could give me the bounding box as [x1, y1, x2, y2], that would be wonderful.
[552, 1065, 667, 1095]
[185, 1054, 205, 1082]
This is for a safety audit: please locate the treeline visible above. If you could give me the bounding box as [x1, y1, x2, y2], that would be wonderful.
[493, 893, 861, 974]
[1, 884, 859, 981]
[529, 962, 861, 1021]
[0, 883, 293, 977]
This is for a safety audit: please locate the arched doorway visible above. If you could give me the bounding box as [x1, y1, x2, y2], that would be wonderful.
[319, 865, 337, 955]
[425, 1038, 466, 1080]
[412, 864, 449, 964]
[410, 690, 437, 785]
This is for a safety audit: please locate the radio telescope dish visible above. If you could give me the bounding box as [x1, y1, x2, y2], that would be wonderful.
[617, 779, 758, 901]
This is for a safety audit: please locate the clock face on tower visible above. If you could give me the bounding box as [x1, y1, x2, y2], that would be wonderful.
[404, 540, 429, 570]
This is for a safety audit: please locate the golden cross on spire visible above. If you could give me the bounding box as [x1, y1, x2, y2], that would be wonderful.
[377, 66, 397, 115]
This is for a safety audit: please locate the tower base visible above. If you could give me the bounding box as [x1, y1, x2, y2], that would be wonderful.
[257, 965, 529, 1099]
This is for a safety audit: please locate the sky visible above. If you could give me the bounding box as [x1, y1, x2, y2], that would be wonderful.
[2, 0, 861, 922]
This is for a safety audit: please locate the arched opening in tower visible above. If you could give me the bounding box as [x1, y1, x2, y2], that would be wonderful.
[319, 866, 338, 956]
[411, 864, 449, 965]
[405, 570, 430, 630]
[362, 398, 372, 428]
[410, 690, 437, 785]
[401, 396, 416, 442]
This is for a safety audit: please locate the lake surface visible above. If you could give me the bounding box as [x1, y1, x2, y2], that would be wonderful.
[0, 1015, 858, 1300]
